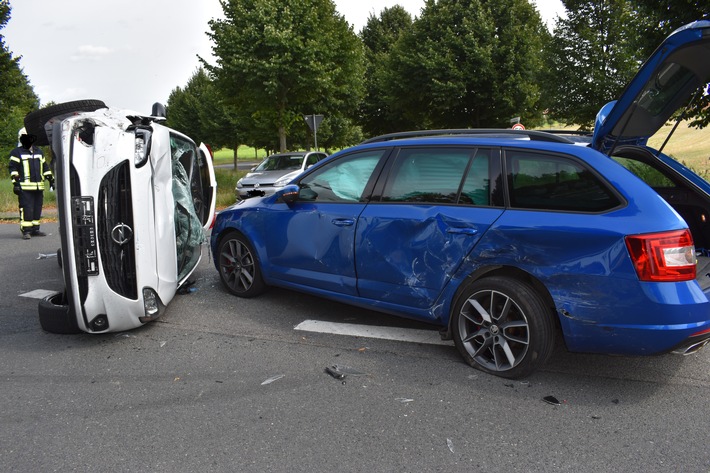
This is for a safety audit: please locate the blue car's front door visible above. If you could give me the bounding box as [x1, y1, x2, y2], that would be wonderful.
[262, 149, 387, 295]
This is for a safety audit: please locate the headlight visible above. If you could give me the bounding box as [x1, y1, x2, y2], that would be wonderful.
[274, 177, 291, 187]
[134, 128, 152, 167]
[236, 179, 243, 188]
[140, 288, 165, 322]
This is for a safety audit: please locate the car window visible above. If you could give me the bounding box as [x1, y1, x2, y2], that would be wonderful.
[612, 156, 675, 187]
[169, 134, 205, 280]
[256, 155, 304, 171]
[299, 150, 385, 202]
[382, 148, 487, 205]
[306, 154, 320, 167]
[507, 151, 620, 212]
[461, 150, 491, 206]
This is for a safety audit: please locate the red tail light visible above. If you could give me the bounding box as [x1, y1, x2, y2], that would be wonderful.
[625, 229, 696, 282]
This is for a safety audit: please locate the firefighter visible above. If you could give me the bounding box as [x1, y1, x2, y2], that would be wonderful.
[9, 128, 54, 239]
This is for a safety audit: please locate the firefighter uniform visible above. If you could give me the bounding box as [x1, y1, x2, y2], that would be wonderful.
[9, 129, 54, 239]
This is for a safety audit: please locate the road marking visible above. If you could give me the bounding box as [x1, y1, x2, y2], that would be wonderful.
[19, 289, 57, 300]
[294, 319, 452, 346]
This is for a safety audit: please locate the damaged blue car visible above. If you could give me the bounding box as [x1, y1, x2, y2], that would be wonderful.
[211, 19, 710, 378]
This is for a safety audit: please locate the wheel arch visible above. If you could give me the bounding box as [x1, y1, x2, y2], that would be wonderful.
[442, 265, 562, 342]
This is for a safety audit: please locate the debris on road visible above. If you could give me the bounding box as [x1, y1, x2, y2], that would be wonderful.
[261, 374, 285, 385]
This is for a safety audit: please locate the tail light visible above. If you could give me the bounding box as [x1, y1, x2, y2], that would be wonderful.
[625, 229, 696, 282]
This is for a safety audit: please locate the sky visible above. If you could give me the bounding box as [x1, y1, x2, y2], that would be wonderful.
[3, 0, 565, 114]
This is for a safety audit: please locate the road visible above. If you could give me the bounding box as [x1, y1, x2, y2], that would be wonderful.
[2, 221, 710, 472]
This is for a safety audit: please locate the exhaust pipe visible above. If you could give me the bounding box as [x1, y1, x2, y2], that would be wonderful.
[672, 338, 710, 355]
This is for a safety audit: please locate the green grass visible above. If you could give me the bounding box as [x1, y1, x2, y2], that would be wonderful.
[213, 145, 268, 165]
[214, 167, 246, 208]
[647, 121, 710, 178]
[0, 180, 56, 216]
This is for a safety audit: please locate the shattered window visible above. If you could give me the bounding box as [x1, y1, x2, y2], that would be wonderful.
[169, 134, 205, 281]
[298, 150, 384, 202]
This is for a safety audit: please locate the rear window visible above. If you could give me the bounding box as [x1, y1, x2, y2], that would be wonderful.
[507, 151, 620, 212]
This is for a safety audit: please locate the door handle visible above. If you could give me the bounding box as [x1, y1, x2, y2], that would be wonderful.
[332, 218, 355, 227]
[446, 227, 478, 235]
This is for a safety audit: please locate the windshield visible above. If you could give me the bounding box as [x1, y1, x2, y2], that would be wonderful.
[255, 154, 305, 171]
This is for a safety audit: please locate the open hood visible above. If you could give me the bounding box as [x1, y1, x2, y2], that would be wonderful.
[592, 20, 710, 154]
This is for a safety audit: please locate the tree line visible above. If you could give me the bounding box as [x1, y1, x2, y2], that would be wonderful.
[2, 0, 709, 163]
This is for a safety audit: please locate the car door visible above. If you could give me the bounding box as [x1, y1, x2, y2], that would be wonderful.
[261, 149, 388, 295]
[355, 147, 505, 310]
[197, 143, 217, 230]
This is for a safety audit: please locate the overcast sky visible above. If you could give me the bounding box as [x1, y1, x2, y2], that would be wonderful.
[3, 0, 564, 113]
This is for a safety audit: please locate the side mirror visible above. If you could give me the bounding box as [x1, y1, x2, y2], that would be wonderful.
[278, 184, 300, 205]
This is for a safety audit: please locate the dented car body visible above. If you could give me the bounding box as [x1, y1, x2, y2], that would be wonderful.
[28, 101, 216, 334]
[211, 20, 710, 378]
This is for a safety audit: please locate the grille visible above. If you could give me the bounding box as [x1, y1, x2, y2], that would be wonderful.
[97, 161, 138, 300]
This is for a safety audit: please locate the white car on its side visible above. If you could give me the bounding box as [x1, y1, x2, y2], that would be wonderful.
[24, 99, 216, 334]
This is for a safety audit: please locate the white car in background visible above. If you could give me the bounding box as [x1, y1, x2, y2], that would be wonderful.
[236, 151, 328, 199]
[24, 99, 216, 334]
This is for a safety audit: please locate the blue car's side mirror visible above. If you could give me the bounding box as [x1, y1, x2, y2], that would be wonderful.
[279, 184, 300, 205]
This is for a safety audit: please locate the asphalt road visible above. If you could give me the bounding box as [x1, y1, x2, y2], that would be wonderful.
[2, 221, 710, 472]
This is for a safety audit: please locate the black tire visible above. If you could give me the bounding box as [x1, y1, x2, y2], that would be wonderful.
[24, 99, 107, 146]
[451, 276, 555, 379]
[38, 292, 82, 334]
[217, 232, 266, 297]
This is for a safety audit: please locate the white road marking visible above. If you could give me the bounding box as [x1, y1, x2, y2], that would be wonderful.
[294, 319, 452, 346]
[19, 289, 57, 300]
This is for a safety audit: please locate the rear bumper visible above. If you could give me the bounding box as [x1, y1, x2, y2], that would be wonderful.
[558, 278, 710, 356]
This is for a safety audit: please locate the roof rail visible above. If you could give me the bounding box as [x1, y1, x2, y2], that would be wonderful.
[361, 128, 581, 144]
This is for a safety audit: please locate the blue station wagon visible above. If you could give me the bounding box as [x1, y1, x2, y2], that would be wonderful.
[211, 20, 710, 378]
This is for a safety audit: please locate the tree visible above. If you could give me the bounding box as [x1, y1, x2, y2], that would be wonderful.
[166, 68, 244, 167]
[359, 6, 413, 137]
[541, 0, 642, 128]
[0, 1, 39, 165]
[383, 0, 548, 130]
[203, 0, 365, 152]
[633, 0, 710, 57]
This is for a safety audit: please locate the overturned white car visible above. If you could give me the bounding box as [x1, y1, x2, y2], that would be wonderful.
[25, 100, 216, 334]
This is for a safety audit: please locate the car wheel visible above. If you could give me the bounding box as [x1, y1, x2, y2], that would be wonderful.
[451, 276, 555, 379]
[217, 232, 266, 298]
[38, 292, 82, 334]
[24, 99, 107, 146]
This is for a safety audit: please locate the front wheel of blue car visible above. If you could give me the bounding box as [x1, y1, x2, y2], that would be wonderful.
[218, 232, 266, 298]
[452, 276, 555, 379]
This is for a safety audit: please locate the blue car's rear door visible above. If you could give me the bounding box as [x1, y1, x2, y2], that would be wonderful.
[355, 147, 504, 310]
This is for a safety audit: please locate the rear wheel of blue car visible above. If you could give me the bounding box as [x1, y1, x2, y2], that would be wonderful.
[218, 232, 266, 297]
[452, 276, 555, 379]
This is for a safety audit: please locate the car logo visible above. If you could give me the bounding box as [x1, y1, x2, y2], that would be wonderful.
[254, 183, 260, 189]
[111, 223, 133, 245]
